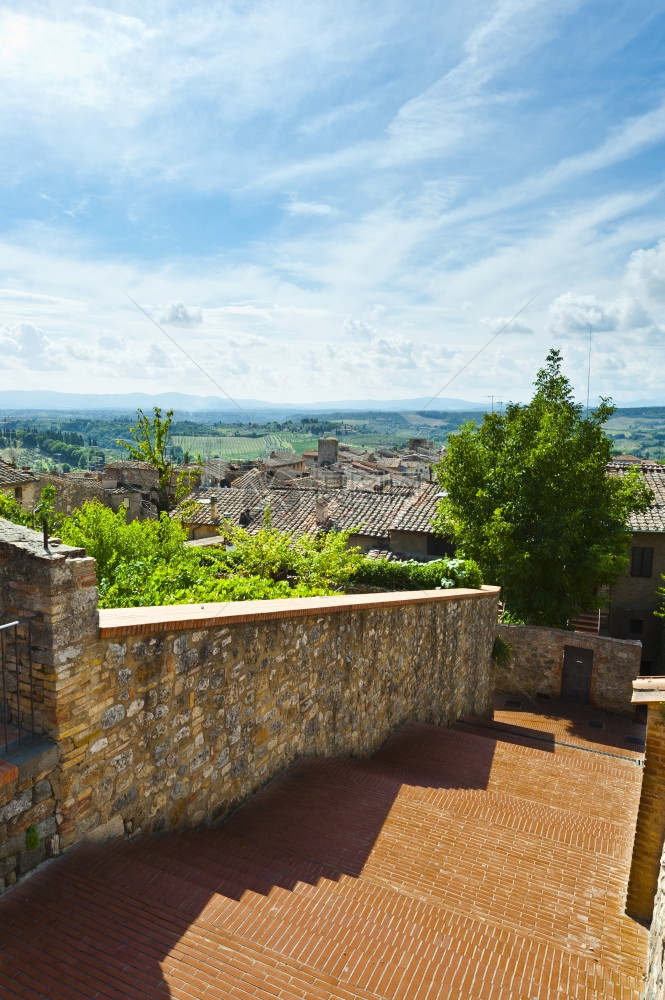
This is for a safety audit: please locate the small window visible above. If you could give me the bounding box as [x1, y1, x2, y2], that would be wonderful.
[631, 547, 653, 578]
[14, 486, 22, 502]
[629, 619, 644, 635]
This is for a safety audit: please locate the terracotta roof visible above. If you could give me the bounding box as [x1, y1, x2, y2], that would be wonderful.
[264, 452, 304, 468]
[607, 462, 665, 532]
[179, 483, 440, 538]
[231, 468, 267, 490]
[390, 482, 442, 532]
[0, 460, 36, 486]
[104, 460, 156, 471]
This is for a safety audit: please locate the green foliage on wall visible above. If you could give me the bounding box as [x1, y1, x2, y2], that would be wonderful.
[25, 824, 40, 851]
[353, 556, 482, 591]
[52, 499, 484, 609]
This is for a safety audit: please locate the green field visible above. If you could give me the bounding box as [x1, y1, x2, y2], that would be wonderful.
[604, 409, 665, 462]
[171, 429, 430, 461]
[172, 434, 304, 461]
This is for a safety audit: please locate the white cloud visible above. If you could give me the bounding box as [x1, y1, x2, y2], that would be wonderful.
[0, 2, 664, 408]
[627, 239, 665, 301]
[0, 321, 59, 370]
[225, 334, 268, 348]
[342, 318, 377, 339]
[548, 292, 654, 337]
[481, 315, 534, 335]
[157, 302, 203, 326]
[285, 199, 338, 217]
[98, 333, 126, 351]
[145, 344, 176, 370]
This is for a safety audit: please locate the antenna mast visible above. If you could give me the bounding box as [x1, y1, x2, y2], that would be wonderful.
[586, 324, 592, 416]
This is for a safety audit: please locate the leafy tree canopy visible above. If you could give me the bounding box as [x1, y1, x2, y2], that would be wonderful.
[53, 500, 481, 608]
[116, 407, 199, 512]
[432, 349, 653, 628]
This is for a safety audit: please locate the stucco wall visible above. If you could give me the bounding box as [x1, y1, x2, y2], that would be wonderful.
[389, 529, 428, 558]
[496, 623, 641, 715]
[0, 518, 499, 878]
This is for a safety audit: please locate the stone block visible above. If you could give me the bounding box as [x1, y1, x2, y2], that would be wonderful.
[85, 812, 124, 845]
[17, 843, 46, 875]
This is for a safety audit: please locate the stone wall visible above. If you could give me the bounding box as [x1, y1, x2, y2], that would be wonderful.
[0, 518, 499, 881]
[33, 472, 105, 516]
[643, 841, 665, 1000]
[496, 623, 641, 715]
[0, 741, 59, 891]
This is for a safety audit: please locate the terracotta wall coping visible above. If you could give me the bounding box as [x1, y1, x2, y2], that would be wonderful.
[98, 585, 500, 638]
[632, 676, 665, 703]
[498, 622, 642, 648]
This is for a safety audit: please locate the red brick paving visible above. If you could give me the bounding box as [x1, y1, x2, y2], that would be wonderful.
[0, 704, 648, 999]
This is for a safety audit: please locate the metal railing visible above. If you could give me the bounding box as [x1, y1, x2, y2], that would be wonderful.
[0, 614, 41, 753]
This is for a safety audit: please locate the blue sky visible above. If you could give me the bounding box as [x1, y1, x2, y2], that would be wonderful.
[1, 0, 664, 406]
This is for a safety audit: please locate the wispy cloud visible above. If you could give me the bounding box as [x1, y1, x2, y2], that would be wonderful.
[0, 0, 663, 404]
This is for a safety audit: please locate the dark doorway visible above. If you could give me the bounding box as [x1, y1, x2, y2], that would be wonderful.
[561, 646, 593, 704]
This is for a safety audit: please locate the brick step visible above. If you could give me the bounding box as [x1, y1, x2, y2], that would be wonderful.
[381, 721, 641, 782]
[194, 757, 644, 969]
[220, 763, 636, 926]
[0, 717, 648, 1000]
[292, 756, 633, 860]
[134, 822, 646, 977]
[358, 804, 645, 970]
[1, 855, 383, 1000]
[456, 715, 642, 762]
[570, 610, 609, 635]
[224, 741, 638, 864]
[373, 724, 640, 825]
[74, 785, 645, 977]
[66, 834, 645, 1000]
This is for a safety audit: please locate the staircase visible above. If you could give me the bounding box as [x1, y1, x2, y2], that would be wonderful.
[0, 720, 647, 1000]
[570, 608, 610, 634]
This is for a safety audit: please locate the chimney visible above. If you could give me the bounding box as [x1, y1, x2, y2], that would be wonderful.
[315, 497, 329, 525]
[210, 497, 218, 521]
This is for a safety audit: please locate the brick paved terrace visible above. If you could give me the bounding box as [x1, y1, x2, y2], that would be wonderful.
[0, 702, 648, 1000]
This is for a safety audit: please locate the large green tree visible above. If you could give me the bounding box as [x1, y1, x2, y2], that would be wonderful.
[433, 349, 652, 627]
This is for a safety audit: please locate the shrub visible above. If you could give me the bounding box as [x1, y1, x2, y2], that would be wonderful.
[25, 824, 40, 851]
[352, 556, 482, 591]
[492, 635, 512, 668]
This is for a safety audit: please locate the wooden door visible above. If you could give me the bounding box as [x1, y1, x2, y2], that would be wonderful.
[561, 646, 593, 704]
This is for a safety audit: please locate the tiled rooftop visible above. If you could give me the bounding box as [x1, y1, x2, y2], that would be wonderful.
[0, 460, 36, 487]
[607, 461, 665, 532]
[0, 702, 647, 999]
[181, 483, 442, 537]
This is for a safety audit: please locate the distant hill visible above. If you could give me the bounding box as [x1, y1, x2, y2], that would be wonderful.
[615, 397, 665, 408]
[0, 390, 487, 415]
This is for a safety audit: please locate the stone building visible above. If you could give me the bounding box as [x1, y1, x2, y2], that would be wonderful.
[606, 462, 665, 672]
[0, 459, 39, 508]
